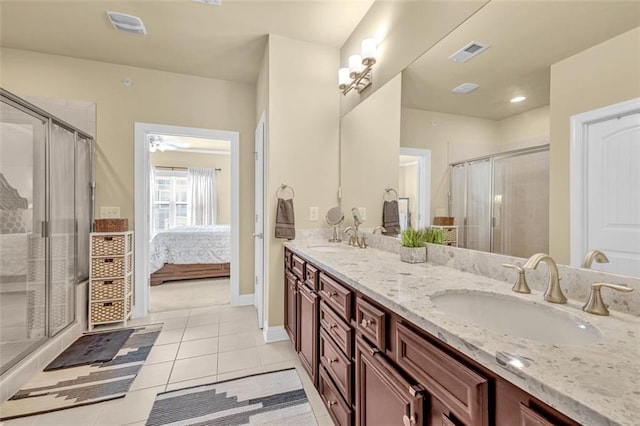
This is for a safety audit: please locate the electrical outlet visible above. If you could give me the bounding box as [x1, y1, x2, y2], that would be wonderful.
[309, 207, 319, 221]
[358, 207, 367, 221]
[100, 206, 120, 219]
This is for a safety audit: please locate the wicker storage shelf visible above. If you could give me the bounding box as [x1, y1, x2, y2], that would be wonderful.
[89, 231, 134, 329]
[95, 219, 128, 232]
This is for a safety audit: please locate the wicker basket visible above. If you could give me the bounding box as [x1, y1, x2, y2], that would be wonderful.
[91, 279, 125, 300]
[95, 219, 128, 232]
[433, 216, 454, 226]
[91, 300, 124, 323]
[91, 257, 125, 278]
[91, 235, 126, 256]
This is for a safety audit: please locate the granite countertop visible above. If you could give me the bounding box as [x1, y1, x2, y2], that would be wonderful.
[284, 240, 640, 426]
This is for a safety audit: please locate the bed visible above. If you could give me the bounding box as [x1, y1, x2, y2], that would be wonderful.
[149, 225, 231, 286]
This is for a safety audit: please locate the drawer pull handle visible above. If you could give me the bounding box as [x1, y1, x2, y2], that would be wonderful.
[403, 415, 417, 426]
[104, 258, 114, 263]
[322, 356, 338, 365]
[104, 280, 113, 285]
[104, 237, 113, 241]
[361, 318, 374, 328]
[322, 290, 337, 298]
[329, 323, 338, 331]
[327, 400, 337, 407]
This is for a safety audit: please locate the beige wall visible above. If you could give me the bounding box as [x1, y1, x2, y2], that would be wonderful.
[341, 74, 402, 228]
[549, 27, 640, 264]
[498, 105, 550, 151]
[400, 107, 498, 221]
[1, 47, 257, 295]
[264, 35, 340, 327]
[340, 1, 487, 116]
[150, 151, 232, 224]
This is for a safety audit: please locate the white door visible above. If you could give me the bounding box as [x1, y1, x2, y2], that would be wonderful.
[586, 111, 640, 276]
[254, 112, 266, 328]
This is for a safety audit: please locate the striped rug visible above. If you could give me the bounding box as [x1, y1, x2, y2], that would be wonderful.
[146, 368, 317, 425]
[0, 324, 161, 421]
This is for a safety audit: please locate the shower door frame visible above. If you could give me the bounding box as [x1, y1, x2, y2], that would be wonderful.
[449, 144, 550, 253]
[0, 88, 94, 375]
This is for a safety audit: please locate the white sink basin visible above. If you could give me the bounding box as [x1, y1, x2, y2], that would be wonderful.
[431, 290, 602, 346]
[306, 244, 354, 253]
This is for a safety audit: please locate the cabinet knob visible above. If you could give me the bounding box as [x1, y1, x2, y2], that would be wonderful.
[402, 414, 417, 426]
[322, 290, 336, 298]
[327, 400, 337, 407]
[361, 318, 374, 328]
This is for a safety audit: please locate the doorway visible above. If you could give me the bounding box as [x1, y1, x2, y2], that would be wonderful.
[133, 123, 240, 317]
[254, 112, 266, 329]
[399, 148, 431, 229]
[571, 98, 640, 276]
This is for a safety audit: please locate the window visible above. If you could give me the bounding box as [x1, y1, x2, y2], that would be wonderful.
[153, 170, 190, 232]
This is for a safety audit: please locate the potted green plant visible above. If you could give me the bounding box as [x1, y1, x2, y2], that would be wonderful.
[399, 228, 427, 263]
[426, 227, 445, 245]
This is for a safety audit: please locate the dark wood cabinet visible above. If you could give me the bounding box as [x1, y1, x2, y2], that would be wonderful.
[355, 335, 424, 426]
[284, 269, 298, 349]
[298, 282, 319, 386]
[284, 248, 580, 426]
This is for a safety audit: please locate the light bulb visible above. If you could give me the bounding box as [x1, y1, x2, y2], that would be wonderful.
[349, 55, 362, 77]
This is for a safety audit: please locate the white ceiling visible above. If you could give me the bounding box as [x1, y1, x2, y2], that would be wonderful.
[402, 1, 640, 120]
[0, 0, 374, 84]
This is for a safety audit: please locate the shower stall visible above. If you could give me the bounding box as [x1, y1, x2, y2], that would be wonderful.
[0, 89, 94, 374]
[449, 146, 549, 257]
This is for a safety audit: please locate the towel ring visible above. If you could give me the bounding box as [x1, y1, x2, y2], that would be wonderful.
[383, 187, 399, 202]
[276, 183, 295, 200]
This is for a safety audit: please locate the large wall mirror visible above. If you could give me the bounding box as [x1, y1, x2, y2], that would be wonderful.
[340, 1, 640, 278]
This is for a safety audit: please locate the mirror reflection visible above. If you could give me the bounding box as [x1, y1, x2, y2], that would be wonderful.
[375, 1, 638, 276]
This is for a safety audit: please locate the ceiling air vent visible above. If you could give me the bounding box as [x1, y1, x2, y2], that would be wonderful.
[192, 0, 222, 5]
[106, 11, 147, 35]
[451, 83, 480, 94]
[448, 41, 490, 63]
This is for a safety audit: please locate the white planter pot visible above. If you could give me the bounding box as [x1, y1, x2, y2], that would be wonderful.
[399, 246, 427, 263]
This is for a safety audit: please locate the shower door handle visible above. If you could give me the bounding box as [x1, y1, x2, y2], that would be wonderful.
[253, 233, 263, 239]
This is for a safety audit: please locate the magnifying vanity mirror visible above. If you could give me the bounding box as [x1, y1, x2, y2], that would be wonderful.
[326, 207, 344, 243]
[339, 1, 640, 277]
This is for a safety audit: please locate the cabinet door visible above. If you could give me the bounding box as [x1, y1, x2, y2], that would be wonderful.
[298, 283, 319, 386]
[284, 271, 298, 349]
[356, 335, 423, 426]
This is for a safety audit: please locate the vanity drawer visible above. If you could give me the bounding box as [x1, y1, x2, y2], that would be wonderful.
[304, 263, 319, 291]
[291, 254, 305, 280]
[319, 272, 352, 321]
[395, 321, 488, 426]
[355, 296, 386, 351]
[519, 403, 555, 426]
[320, 301, 352, 358]
[320, 328, 353, 405]
[319, 367, 353, 426]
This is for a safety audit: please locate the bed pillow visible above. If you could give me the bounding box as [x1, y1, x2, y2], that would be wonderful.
[0, 209, 27, 234]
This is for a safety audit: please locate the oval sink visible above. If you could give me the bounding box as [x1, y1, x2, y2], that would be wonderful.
[431, 291, 602, 346]
[306, 244, 354, 253]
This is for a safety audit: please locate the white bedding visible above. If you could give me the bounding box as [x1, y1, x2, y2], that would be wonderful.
[149, 225, 231, 274]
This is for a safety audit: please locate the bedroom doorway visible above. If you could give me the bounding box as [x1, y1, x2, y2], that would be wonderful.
[134, 123, 240, 318]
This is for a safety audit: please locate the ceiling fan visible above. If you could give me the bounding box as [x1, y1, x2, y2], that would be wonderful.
[148, 134, 190, 152]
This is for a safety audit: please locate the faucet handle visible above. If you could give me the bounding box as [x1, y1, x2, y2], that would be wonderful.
[502, 263, 531, 294]
[583, 283, 634, 316]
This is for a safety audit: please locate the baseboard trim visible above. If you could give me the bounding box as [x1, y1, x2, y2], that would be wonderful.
[262, 322, 289, 343]
[232, 293, 254, 306]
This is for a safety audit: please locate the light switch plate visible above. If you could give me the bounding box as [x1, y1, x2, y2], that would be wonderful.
[100, 206, 120, 219]
[357, 207, 367, 221]
[309, 207, 319, 221]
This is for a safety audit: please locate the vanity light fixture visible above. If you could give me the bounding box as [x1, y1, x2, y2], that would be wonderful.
[510, 96, 527, 103]
[338, 38, 377, 95]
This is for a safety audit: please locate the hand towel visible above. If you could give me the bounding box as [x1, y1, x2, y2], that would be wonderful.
[382, 200, 401, 235]
[275, 198, 296, 240]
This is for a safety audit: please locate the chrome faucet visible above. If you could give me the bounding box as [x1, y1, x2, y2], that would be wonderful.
[581, 250, 609, 269]
[373, 225, 386, 234]
[523, 253, 567, 304]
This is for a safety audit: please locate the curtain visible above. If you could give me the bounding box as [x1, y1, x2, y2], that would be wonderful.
[189, 167, 216, 225]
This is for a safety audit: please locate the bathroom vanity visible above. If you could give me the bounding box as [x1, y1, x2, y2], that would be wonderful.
[283, 243, 639, 426]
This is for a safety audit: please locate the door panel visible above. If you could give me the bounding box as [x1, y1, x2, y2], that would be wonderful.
[587, 112, 640, 276]
[254, 113, 265, 327]
[298, 283, 318, 385]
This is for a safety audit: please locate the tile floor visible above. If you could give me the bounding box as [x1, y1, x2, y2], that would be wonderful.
[149, 278, 230, 312]
[0, 304, 333, 426]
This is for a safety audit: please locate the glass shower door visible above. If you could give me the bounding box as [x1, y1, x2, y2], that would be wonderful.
[0, 100, 47, 374]
[465, 159, 492, 252]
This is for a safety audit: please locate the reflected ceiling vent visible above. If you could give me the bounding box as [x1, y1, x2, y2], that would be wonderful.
[451, 83, 480, 94]
[106, 11, 147, 35]
[449, 41, 490, 63]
